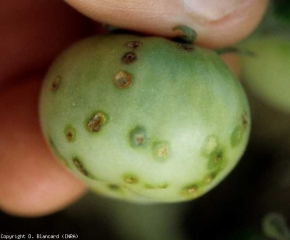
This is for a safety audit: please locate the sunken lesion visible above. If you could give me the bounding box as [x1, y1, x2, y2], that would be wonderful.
[126, 41, 141, 49]
[152, 141, 170, 161]
[180, 183, 200, 199]
[113, 71, 133, 89]
[121, 51, 137, 64]
[86, 111, 108, 133]
[202, 136, 227, 172]
[64, 125, 76, 142]
[50, 76, 61, 91]
[72, 157, 96, 180]
[123, 174, 139, 184]
[129, 126, 148, 147]
[207, 147, 227, 172]
[177, 43, 194, 52]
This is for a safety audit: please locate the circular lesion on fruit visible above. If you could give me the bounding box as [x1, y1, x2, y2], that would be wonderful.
[123, 174, 139, 184]
[208, 148, 227, 171]
[152, 141, 170, 161]
[73, 157, 89, 176]
[86, 112, 107, 133]
[129, 126, 148, 147]
[121, 51, 137, 64]
[181, 183, 200, 198]
[51, 75, 61, 91]
[64, 125, 76, 142]
[113, 71, 133, 89]
[126, 41, 141, 49]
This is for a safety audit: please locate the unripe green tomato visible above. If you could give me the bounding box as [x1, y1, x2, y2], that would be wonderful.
[39, 34, 250, 203]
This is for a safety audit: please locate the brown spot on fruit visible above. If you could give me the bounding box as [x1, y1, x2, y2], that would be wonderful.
[121, 52, 137, 64]
[73, 157, 88, 176]
[126, 41, 141, 49]
[178, 43, 194, 51]
[87, 112, 106, 132]
[51, 76, 61, 91]
[242, 112, 248, 129]
[114, 71, 133, 89]
[64, 126, 75, 142]
[123, 174, 138, 184]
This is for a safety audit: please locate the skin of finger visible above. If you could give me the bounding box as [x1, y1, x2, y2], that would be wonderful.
[0, 0, 93, 86]
[0, 76, 87, 217]
[64, 0, 268, 48]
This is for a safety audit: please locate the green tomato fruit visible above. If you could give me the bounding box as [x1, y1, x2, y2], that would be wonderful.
[39, 34, 250, 203]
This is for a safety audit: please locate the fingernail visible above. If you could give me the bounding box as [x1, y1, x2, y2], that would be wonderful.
[183, 0, 247, 21]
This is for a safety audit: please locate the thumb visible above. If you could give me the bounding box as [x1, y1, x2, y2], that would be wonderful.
[64, 0, 268, 48]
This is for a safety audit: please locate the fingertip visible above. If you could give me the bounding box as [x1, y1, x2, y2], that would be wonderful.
[64, 0, 268, 47]
[0, 76, 86, 217]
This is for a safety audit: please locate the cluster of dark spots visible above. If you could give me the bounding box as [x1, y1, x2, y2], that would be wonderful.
[123, 174, 139, 184]
[178, 43, 194, 52]
[87, 112, 107, 132]
[51, 76, 61, 91]
[126, 41, 141, 49]
[73, 157, 88, 176]
[130, 126, 148, 147]
[64, 126, 76, 142]
[121, 51, 137, 64]
[114, 71, 133, 89]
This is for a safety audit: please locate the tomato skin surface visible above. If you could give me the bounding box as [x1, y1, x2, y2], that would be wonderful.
[39, 34, 250, 203]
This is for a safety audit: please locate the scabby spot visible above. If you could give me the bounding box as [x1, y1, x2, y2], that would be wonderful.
[130, 126, 148, 147]
[73, 157, 88, 176]
[64, 125, 76, 142]
[181, 184, 200, 198]
[123, 174, 139, 184]
[178, 43, 194, 52]
[153, 142, 169, 160]
[51, 76, 61, 91]
[121, 52, 137, 64]
[114, 71, 133, 89]
[86, 112, 107, 132]
[144, 183, 168, 189]
[208, 148, 227, 172]
[126, 41, 141, 49]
